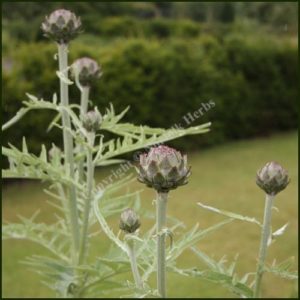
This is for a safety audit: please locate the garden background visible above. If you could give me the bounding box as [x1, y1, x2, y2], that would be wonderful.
[2, 2, 298, 298]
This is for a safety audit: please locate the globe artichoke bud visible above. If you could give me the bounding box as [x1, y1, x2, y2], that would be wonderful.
[41, 9, 82, 44]
[71, 57, 102, 87]
[256, 161, 290, 195]
[119, 208, 141, 234]
[136, 145, 191, 193]
[82, 108, 102, 132]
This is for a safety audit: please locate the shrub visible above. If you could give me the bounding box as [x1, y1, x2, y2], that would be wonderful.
[2, 35, 297, 160]
[97, 17, 141, 38]
[144, 18, 173, 38]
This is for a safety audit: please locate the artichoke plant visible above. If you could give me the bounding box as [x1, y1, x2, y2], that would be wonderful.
[136, 145, 191, 297]
[254, 162, 290, 297]
[71, 57, 102, 87]
[256, 161, 290, 195]
[41, 9, 82, 44]
[136, 145, 191, 193]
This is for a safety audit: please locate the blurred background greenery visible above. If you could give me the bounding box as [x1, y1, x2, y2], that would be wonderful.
[2, 1, 298, 154]
[2, 1, 298, 298]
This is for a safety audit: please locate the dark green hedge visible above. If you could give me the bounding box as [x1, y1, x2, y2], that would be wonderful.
[3, 15, 219, 43]
[2, 35, 298, 159]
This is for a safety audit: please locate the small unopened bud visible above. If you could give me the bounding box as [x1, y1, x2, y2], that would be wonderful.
[82, 108, 102, 132]
[71, 57, 102, 87]
[256, 161, 290, 195]
[119, 208, 141, 234]
[41, 9, 82, 44]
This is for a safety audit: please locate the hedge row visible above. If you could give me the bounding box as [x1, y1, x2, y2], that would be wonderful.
[2, 34, 298, 159]
[3, 17, 203, 44]
[3, 14, 275, 45]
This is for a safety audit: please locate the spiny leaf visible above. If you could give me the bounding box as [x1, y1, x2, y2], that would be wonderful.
[26, 93, 38, 101]
[2, 145, 84, 190]
[3, 220, 70, 261]
[272, 223, 289, 238]
[170, 266, 253, 298]
[52, 93, 58, 104]
[56, 70, 73, 85]
[264, 257, 298, 280]
[40, 144, 47, 162]
[96, 159, 128, 167]
[168, 219, 233, 261]
[93, 196, 128, 255]
[198, 202, 262, 226]
[22, 137, 28, 154]
[47, 113, 61, 132]
[191, 247, 223, 272]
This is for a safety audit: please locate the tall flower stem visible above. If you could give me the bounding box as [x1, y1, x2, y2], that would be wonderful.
[57, 43, 80, 264]
[127, 238, 143, 289]
[80, 87, 90, 116]
[156, 191, 168, 298]
[78, 86, 90, 182]
[254, 194, 274, 298]
[79, 132, 95, 264]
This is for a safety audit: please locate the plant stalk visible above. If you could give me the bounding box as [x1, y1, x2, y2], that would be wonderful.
[80, 87, 90, 116]
[79, 132, 95, 264]
[78, 86, 90, 182]
[127, 238, 143, 289]
[156, 191, 168, 298]
[253, 193, 274, 298]
[57, 43, 80, 264]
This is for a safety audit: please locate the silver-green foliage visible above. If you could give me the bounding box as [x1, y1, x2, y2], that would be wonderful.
[2, 69, 233, 297]
[196, 202, 298, 298]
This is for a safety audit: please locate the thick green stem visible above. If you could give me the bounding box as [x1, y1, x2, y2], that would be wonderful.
[78, 87, 90, 182]
[57, 43, 80, 264]
[79, 132, 95, 264]
[80, 87, 90, 116]
[254, 194, 274, 298]
[127, 238, 143, 289]
[156, 191, 168, 298]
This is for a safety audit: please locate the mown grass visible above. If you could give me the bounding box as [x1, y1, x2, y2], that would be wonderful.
[2, 131, 298, 298]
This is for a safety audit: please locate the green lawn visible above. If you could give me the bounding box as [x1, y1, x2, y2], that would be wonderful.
[2, 131, 298, 298]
